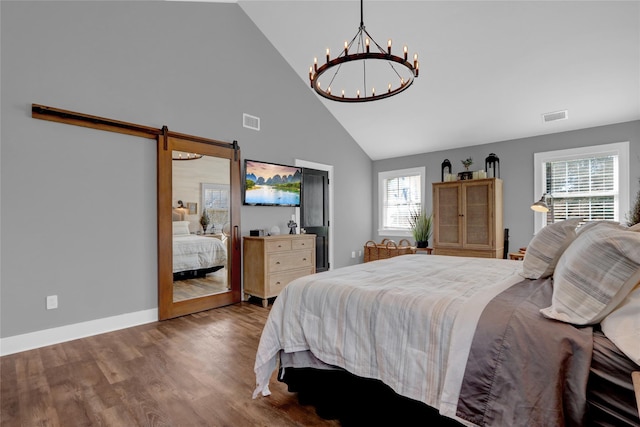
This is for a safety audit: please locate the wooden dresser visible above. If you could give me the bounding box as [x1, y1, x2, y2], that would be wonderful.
[432, 178, 503, 258]
[243, 234, 316, 307]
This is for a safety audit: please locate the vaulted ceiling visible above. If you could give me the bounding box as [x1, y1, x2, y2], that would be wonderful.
[237, 1, 639, 160]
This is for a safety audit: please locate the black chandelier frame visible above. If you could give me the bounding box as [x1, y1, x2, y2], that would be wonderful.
[309, 0, 419, 103]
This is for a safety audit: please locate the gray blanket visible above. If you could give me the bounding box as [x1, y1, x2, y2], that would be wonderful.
[456, 278, 593, 427]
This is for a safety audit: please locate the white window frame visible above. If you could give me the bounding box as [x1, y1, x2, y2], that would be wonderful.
[533, 142, 629, 234]
[378, 166, 426, 237]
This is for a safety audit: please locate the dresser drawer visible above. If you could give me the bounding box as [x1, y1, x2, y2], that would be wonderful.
[267, 267, 314, 295]
[265, 239, 292, 252]
[292, 237, 314, 250]
[268, 250, 314, 272]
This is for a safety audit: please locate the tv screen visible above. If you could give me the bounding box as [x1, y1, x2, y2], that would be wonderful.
[243, 159, 302, 206]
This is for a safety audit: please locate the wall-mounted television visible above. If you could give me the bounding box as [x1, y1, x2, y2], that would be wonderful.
[243, 159, 302, 206]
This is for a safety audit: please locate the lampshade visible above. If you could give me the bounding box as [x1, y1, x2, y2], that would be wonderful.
[531, 195, 550, 212]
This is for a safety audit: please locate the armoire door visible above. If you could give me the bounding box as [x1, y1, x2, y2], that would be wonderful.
[158, 133, 241, 320]
[433, 182, 462, 248]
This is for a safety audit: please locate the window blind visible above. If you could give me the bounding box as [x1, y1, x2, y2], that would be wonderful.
[383, 174, 422, 229]
[545, 155, 617, 224]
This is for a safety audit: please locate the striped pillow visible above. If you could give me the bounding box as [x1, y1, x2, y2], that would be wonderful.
[540, 222, 640, 325]
[522, 218, 581, 279]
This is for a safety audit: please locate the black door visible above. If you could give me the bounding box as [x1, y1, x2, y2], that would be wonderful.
[301, 167, 329, 272]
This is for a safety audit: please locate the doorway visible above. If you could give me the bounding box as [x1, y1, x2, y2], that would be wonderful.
[295, 159, 333, 272]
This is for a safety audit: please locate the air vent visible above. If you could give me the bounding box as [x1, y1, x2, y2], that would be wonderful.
[542, 110, 568, 123]
[243, 113, 260, 131]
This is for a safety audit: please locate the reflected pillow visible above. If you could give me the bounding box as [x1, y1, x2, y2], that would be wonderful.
[630, 222, 640, 232]
[601, 283, 640, 365]
[522, 218, 581, 279]
[172, 221, 191, 236]
[540, 222, 640, 325]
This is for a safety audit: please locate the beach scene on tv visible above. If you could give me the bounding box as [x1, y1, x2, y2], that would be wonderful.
[245, 161, 302, 206]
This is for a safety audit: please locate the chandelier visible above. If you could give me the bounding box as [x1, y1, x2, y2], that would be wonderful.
[172, 151, 203, 161]
[309, 0, 419, 103]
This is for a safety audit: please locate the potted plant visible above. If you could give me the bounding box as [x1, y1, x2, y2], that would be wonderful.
[409, 209, 433, 248]
[200, 211, 210, 234]
[461, 157, 473, 171]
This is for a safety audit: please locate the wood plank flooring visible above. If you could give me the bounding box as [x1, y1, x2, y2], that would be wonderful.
[173, 268, 229, 302]
[1, 302, 340, 427]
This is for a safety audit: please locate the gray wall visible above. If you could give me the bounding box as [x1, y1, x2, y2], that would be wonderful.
[0, 1, 372, 338]
[373, 120, 640, 252]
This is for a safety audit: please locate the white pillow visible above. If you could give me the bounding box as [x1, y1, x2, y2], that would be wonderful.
[601, 283, 640, 365]
[540, 222, 640, 325]
[629, 222, 640, 232]
[172, 221, 191, 236]
[522, 218, 581, 279]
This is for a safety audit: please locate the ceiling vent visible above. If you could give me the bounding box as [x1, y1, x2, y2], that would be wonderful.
[243, 113, 260, 131]
[542, 110, 568, 123]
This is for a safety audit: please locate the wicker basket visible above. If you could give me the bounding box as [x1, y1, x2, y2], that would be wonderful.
[364, 239, 416, 262]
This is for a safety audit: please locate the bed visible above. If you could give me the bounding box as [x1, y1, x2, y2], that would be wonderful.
[253, 220, 640, 426]
[172, 221, 227, 279]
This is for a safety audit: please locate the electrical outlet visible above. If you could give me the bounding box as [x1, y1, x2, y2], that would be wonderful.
[358, 250, 362, 257]
[351, 251, 356, 258]
[46, 295, 58, 310]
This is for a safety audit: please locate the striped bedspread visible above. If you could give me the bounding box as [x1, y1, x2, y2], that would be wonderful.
[253, 254, 523, 417]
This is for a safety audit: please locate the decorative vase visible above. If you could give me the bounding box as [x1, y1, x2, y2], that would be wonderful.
[202, 224, 207, 234]
[416, 241, 428, 248]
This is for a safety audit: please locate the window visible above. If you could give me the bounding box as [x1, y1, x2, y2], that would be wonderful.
[534, 142, 629, 233]
[201, 183, 230, 233]
[378, 167, 425, 236]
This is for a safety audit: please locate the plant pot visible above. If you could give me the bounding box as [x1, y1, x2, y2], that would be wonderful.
[416, 241, 428, 248]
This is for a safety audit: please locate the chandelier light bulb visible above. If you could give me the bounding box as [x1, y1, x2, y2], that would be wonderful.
[413, 53, 418, 68]
[341, 89, 345, 98]
[365, 38, 370, 53]
[403, 45, 408, 61]
[372, 87, 375, 97]
[344, 41, 348, 55]
[387, 39, 392, 54]
[314, 57, 318, 71]
[357, 89, 360, 98]
[388, 83, 392, 93]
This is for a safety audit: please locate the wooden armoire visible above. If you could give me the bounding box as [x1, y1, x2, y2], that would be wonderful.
[432, 178, 503, 258]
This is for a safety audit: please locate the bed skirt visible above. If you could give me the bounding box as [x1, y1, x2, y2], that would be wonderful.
[279, 367, 464, 427]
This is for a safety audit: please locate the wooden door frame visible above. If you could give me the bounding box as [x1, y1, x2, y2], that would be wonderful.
[158, 131, 242, 320]
[294, 159, 333, 271]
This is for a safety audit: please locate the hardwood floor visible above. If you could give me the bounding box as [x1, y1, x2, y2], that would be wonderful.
[0, 303, 340, 427]
[173, 268, 229, 302]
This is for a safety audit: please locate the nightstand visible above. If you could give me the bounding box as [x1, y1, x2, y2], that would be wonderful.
[508, 252, 525, 261]
[415, 247, 433, 254]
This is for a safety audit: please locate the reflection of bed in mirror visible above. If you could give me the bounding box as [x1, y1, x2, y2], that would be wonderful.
[172, 220, 227, 281]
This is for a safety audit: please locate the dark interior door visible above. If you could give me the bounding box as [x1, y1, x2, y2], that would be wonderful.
[301, 167, 329, 272]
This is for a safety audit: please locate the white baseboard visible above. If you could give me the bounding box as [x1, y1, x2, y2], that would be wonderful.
[0, 308, 158, 356]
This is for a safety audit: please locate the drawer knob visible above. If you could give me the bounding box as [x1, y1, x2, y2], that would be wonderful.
[302, 258, 307, 261]
[276, 281, 281, 285]
[276, 261, 280, 264]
